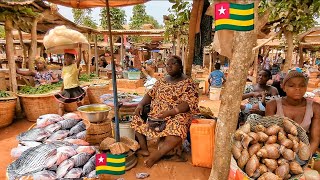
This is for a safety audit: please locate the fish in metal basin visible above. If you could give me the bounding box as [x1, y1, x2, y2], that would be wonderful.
[64, 168, 83, 179]
[69, 121, 86, 135]
[32, 170, 56, 180]
[17, 128, 51, 142]
[19, 141, 42, 147]
[70, 152, 92, 167]
[76, 130, 86, 139]
[57, 119, 79, 130]
[82, 155, 95, 176]
[56, 159, 74, 178]
[44, 123, 62, 133]
[56, 146, 77, 165]
[36, 114, 63, 128]
[7, 144, 57, 180]
[76, 146, 96, 154]
[47, 130, 69, 142]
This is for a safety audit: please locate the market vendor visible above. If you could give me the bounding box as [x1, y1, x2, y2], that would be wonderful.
[266, 70, 320, 155]
[131, 55, 199, 168]
[16, 57, 59, 86]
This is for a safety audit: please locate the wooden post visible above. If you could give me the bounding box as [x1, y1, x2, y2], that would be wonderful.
[120, 35, 124, 63]
[88, 33, 92, 75]
[5, 19, 21, 113]
[28, 18, 39, 71]
[94, 34, 98, 75]
[176, 34, 181, 56]
[299, 45, 304, 68]
[18, 30, 28, 68]
[284, 30, 293, 72]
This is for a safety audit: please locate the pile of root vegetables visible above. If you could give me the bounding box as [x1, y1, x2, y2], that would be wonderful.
[232, 118, 311, 180]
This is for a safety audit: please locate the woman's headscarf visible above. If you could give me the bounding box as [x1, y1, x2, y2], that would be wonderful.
[35, 57, 47, 68]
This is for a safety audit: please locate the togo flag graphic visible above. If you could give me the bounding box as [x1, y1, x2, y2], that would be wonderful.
[215, 2, 254, 31]
[96, 153, 125, 175]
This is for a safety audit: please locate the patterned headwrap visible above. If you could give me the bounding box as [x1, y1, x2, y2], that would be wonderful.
[35, 57, 46, 63]
[282, 70, 306, 86]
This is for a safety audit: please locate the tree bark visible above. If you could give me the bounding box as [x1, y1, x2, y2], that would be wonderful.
[284, 30, 293, 72]
[176, 34, 181, 57]
[185, 0, 202, 76]
[18, 29, 28, 68]
[28, 18, 38, 71]
[5, 19, 21, 113]
[299, 45, 304, 67]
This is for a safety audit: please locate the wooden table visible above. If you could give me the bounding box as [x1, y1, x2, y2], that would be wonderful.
[116, 79, 144, 89]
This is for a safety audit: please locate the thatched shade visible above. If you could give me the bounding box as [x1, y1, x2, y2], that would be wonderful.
[45, 0, 149, 8]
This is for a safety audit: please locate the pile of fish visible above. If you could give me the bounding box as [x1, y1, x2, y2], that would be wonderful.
[7, 113, 99, 180]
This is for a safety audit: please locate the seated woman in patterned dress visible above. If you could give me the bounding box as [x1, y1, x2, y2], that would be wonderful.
[131, 55, 199, 168]
[16, 57, 59, 86]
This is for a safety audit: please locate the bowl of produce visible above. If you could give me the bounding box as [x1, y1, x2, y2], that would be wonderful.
[77, 104, 112, 123]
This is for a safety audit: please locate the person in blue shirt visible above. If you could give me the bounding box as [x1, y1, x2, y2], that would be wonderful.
[208, 63, 226, 88]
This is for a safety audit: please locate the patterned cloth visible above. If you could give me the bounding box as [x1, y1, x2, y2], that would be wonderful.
[243, 84, 278, 105]
[208, 70, 225, 87]
[34, 70, 56, 86]
[131, 78, 199, 139]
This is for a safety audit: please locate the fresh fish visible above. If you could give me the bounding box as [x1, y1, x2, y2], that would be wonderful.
[7, 144, 57, 180]
[56, 159, 74, 178]
[76, 130, 86, 139]
[17, 128, 51, 142]
[57, 119, 79, 130]
[45, 154, 58, 169]
[64, 135, 78, 139]
[76, 146, 95, 154]
[32, 170, 56, 180]
[63, 113, 81, 120]
[56, 146, 77, 165]
[19, 141, 42, 147]
[47, 165, 57, 171]
[36, 114, 63, 128]
[48, 140, 74, 147]
[44, 123, 62, 133]
[69, 121, 86, 135]
[10, 146, 31, 158]
[64, 168, 83, 179]
[87, 170, 97, 178]
[47, 130, 69, 142]
[64, 139, 89, 146]
[82, 155, 95, 176]
[70, 152, 92, 167]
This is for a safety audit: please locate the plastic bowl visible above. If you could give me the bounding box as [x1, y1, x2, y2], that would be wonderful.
[77, 104, 112, 123]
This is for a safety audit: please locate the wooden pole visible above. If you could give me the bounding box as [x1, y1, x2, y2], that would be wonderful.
[120, 35, 124, 63]
[88, 33, 92, 75]
[95, 34, 98, 75]
[28, 18, 39, 71]
[176, 34, 181, 56]
[284, 30, 293, 72]
[18, 30, 28, 68]
[299, 45, 304, 68]
[5, 19, 21, 113]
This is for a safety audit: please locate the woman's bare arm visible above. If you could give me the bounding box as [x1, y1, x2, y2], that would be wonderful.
[265, 99, 277, 116]
[310, 102, 320, 154]
[16, 69, 36, 76]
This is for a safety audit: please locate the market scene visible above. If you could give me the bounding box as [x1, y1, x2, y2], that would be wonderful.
[0, 0, 320, 179]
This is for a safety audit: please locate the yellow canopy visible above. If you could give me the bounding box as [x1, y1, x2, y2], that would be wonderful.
[45, 0, 149, 8]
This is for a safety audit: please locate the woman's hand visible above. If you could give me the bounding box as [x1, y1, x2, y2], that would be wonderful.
[156, 110, 173, 119]
[135, 105, 143, 116]
[251, 92, 262, 97]
[249, 108, 264, 116]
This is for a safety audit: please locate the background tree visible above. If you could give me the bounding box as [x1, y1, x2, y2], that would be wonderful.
[72, 9, 97, 28]
[100, 7, 126, 30]
[0, 25, 4, 38]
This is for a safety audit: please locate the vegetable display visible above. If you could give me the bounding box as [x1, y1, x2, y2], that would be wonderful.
[0, 90, 10, 98]
[19, 82, 62, 94]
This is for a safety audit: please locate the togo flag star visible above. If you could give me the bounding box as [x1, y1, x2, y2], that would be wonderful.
[98, 156, 104, 163]
[218, 6, 226, 15]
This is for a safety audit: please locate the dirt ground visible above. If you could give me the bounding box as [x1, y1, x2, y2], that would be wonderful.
[0, 88, 220, 180]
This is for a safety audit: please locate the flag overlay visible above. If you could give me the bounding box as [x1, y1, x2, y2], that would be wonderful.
[96, 153, 126, 175]
[214, 2, 254, 31]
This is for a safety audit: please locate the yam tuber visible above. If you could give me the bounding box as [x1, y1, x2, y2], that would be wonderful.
[280, 146, 295, 161]
[232, 140, 243, 160]
[234, 130, 245, 141]
[292, 140, 299, 153]
[258, 164, 268, 174]
[237, 149, 250, 169]
[257, 172, 280, 180]
[277, 158, 288, 165]
[249, 143, 261, 157]
[257, 144, 280, 159]
[277, 132, 287, 142]
[248, 132, 260, 144]
[262, 159, 278, 172]
[279, 127, 287, 136]
[298, 141, 311, 161]
[283, 118, 298, 136]
[280, 138, 293, 149]
[241, 134, 253, 149]
[289, 161, 303, 175]
[252, 170, 261, 179]
[239, 123, 251, 133]
[266, 135, 277, 144]
[265, 125, 281, 136]
[288, 134, 299, 142]
[275, 163, 290, 179]
[245, 155, 260, 177]
[254, 124, 266, 133]
[257, 132, 268, 142]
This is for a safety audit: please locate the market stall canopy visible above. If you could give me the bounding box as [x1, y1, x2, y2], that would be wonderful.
[45, 0, 149, 8]
[298, 27, 320, 47]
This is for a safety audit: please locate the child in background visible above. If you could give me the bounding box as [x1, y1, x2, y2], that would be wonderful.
[54, 49, 86, 115]
[208, 63, 226, 88]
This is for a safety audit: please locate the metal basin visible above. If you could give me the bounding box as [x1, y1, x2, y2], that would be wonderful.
[77, 104, 111, 123]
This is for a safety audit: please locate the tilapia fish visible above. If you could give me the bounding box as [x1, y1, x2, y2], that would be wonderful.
[58, 119, 79, 130]
[64, 138, 89, 146]
[70, 152, 92, 167]
[64, 168, 83, 179]
[87, 170, 97, 178]
[47, 130, 69, 142]
[7, 144, 57, 180]
[17, 128, 51, 142]
[64, 135, 78, 139]
[19, 141, 42, 147]
[63, 112, 81, 120]
[56, 159, 74, 178]
[76, 146, 96, 154]
[32, 170, 56, 180]
[69, 121, 86, 135]
[44, 123, 62, 133]
[36, 114, 63, 128]
[76, 130, 86, 139]
[56, 146, 77, 165]
[10, 146, 31, 158]
[82, 155, 95, 176]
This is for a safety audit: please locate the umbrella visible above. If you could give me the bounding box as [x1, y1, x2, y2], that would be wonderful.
[46, 0, 149, 142]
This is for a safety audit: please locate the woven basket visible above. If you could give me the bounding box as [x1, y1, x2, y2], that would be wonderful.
[87, 84, 110, 104]
[85, 131, 112, 145]
[235, 115, 310, 180]
[19, 93, 59, 122]
[84, 119, 112, 135]
[0, 93, 17, 128]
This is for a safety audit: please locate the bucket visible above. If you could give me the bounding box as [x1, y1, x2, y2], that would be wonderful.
[190, 119, 216, 168]
[209, 87, 221, 100]
[113, 122, 135, 140]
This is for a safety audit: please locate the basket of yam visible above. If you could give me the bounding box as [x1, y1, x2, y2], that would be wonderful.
[232, 115, 311, 180]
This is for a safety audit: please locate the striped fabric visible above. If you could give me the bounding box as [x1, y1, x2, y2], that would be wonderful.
[96, 153, 125, 175]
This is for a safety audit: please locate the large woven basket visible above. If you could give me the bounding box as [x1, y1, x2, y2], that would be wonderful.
[87, 84, 110, 104]
[19, 93, 59, 122]
[0, 92, 17, 128]
[235, 115, 310, 180]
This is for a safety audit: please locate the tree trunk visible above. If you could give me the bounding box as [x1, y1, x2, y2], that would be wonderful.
[5, 19, 21, 113]
[28, 18, 38, 71]
[185, 0, 202, 76]
[18, 29, 28, 68]
[176, 34, 181, 57]
[284, 30, 293, 72]
[299, 45, 304, 67]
